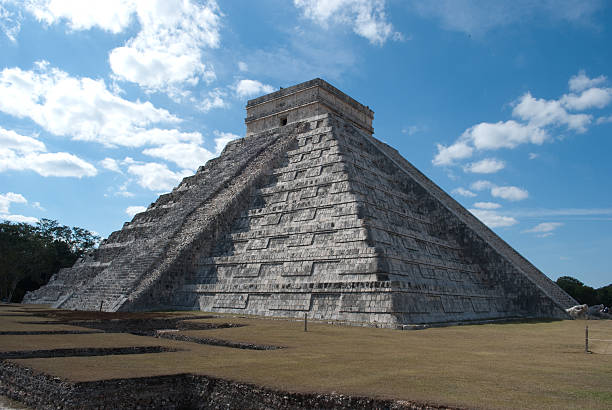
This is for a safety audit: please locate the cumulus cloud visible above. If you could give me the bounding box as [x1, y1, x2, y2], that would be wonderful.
[491, 185, 529, 201]
[238, 61, 248, 72]
[234, 79, 275, 99]
[25, 0, 136, 33]
[0, 192, 26, 214]
[433, 71, 611, 169]
[100, 158, 122, 173]
[294, 0, 402, 45]
[468, 180, 528, 201]
[0, 126, 97, 178]
[560, 87, 612, 111]
[470, 180, 494, 191]
[2, 214, 39, 223]
[0, 2, 21, 42]
[0, 61, 208, 149]
[569, 70, 607, 92]
[597, 115, 612, 124]
[523, 222, 563, 234]
[513, 92, 591, 132]
[473, 202, 501, 210]
[127, 162, 191, 192]
[0, 192, 39, 224]
[528, 152, 539, 160]
[451, 187, 477, 198]
[469, 209, 518, 228]
[142, 143, 216, 170]
[0, 126, 45, 153]
[213, 130, 240, 153]
[125, 205, 147, 218]
[25, 0, 221, 96]
[432, 142, 473, 166]
[142, 130, 239, 171]
[198, 88, 228, 112]
[464, 120, 548, 150]
[463, 158, 505, 174]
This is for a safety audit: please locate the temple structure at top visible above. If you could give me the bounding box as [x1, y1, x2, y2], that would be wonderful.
[245, 78, 373, 136]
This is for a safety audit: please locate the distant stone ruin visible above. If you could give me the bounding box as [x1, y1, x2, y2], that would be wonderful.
[24, 79, 576, 326]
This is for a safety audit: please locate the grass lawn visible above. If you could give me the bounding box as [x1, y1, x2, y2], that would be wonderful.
[1, 303, 611, 409]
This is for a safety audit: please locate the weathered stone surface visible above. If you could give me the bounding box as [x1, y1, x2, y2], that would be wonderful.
[24, 78, 576, 325]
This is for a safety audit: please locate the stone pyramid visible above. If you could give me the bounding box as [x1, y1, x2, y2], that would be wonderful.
[25, 79, 576, 326]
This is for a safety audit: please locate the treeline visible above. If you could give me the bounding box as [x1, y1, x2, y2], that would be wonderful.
[0, 219, 100, 303]
[556, 276, 612, 307]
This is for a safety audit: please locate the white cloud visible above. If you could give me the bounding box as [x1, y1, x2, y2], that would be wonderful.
[560, 87, 612, 111]
[470, 180, 494, 191]
[523, 222, 563, 233]
[451, 187, 477, 198]
[401, 125, 421, 135]
[234, 79, 275, 99]
[0, 192, 26, 214]
[432, 141, 473, 166]
[213, 130, 240, 153]
[0, 126, 97, 178]
[433, 71, 612, 169]
[100, 157, 122, 173]
[596, 115, 612, 124]
[2, 214, 39, 223]
[469, 209, 518, 228]
[569, 70, 607, 92]
[528, 152, 539, 160]
[238, 61, 248, 72]
[463, 158, 505, 174]
[473, 202, 501, 210]
[0, 2, 21, 42]
[25, 0, 136, 33]
[0, 62, 208, 148]
[109, 1, 220, 94]
[25, 0, 221, 95]
[0, 192, 38, 223]
[512, 92, 591, 133]
[198, 88, 228, 112]
[0, 126, 45, 153]
[0, 151, 97, 177]
[125, 205, 147, 218]
[468, 180, 528, 202]
[114, 182, 134, 198]
[127, 162, 191, 192]
[464, 120, 549, 150]
[142, 130, 239, 171]
[491, 185, 528, 201]
[294, 0, 402, 45]
[143, 143, 215, 170]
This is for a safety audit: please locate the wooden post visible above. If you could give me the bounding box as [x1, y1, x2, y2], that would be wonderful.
[585, 325, 589, 353]
[99, 301, 103, 312]
[304, 312, 308, 332]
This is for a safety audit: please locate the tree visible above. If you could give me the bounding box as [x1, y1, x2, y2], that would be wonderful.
[0, 219, 100, 302]
[556, 275, 611, 307]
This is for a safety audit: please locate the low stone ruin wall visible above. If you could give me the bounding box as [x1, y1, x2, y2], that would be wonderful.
[0, 360, 461, 410]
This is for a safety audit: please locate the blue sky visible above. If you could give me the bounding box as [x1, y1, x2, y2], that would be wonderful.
[0, 0, 611, 287]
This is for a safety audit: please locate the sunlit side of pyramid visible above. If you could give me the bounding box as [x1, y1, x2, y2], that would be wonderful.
[24, 79, 576, 326]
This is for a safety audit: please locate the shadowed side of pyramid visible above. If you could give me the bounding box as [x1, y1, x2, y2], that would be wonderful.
[24, 79, 575, 326]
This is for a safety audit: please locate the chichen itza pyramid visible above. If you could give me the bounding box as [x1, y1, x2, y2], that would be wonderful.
[25, 79, 576, 326]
